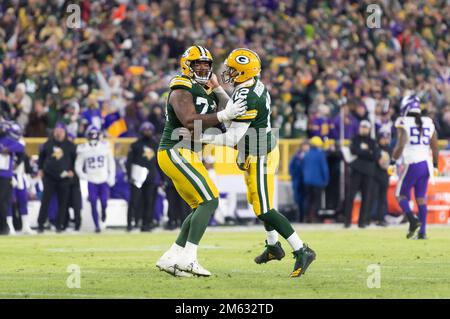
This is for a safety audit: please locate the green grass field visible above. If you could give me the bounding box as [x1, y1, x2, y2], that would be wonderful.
[0, 225, 449, 299]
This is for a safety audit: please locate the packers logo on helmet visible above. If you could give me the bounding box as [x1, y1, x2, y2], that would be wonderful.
[222, 48, 261, 84]
[180, 45, 213, 85]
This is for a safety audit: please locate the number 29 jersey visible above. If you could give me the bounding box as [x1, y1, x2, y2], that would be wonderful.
[159, 75, 219, 150]
[394, 116, 435, 164]
[75, 140, 115, 184]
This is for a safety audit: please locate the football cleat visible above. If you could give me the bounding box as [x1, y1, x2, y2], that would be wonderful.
[254, 241, 286, 264]
[406, 217, 421, 239]
[175, 259, 211, 277]
[415, 233, 428, 240]
[290, 244, 316, 278]
[21, 225, 36, 235]
[156, 253, 192, 278]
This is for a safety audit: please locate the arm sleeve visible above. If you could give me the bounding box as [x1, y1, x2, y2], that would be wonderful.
[95, 70, 111, 100]
[200, 121, 251, 147]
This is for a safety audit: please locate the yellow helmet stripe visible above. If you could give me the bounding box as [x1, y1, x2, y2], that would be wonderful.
[195, 45, 204, 58]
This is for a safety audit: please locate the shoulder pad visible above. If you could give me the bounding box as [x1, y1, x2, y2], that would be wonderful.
[77, 143, 88, 152]
[169, 76, 192, 90]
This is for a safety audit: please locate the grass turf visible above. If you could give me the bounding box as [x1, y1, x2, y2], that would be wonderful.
[0, 225, 449, 299]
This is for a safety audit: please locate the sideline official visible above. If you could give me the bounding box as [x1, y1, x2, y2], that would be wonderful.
[37, 123, 77, 232]
[126, 122, 160, 232]
[344, 120, 380, 228]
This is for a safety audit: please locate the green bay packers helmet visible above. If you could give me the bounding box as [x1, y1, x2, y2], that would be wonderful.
[221, 48, 261, 84]
[180, 45, 213, 85]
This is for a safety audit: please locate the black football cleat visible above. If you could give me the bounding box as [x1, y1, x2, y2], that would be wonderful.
[254, 241, 286, 264]
[290, 244, 316, 278]
[406, 217, 421, 239]
[416, 233, 428, 240]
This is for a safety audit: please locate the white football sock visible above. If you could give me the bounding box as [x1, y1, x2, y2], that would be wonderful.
[21, 214, 31, 229]
[183, 241, 198, 260]
[6, 217, 15, 233]
[170, 243, 184, 254]
[287, 233, 303, 252]
[266, 230, 279, 245]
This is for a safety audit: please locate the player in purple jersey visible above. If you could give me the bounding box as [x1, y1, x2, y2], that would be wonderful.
[75, 126, 115, 232]
[0, 121, 25, 235]
[388, 94, 439, 239]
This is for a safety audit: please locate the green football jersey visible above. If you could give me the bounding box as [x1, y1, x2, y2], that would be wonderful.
[159, 75, 219, 150]
[231, 77, 276, 156]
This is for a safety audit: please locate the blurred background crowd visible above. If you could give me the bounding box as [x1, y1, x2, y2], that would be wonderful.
[0, 0, 449, 141]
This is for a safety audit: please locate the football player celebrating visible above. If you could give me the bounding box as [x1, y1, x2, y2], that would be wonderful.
[388, 94, 439, 239]
[75, 126, 116, 233]
[156, 45, 247, 277]
[181, 48, 316, 278]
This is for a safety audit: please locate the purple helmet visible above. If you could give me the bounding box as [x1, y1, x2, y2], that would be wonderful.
[86, 125, 101, 142]
[400, 94, 421, 116]
[140, 121, 155, 134]
[0, 120, 11, 135]
[8, 122, 23, 140]
[0, 121, 22, 139]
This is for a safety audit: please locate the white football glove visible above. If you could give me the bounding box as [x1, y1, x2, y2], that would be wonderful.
[217, 98, 247, 122]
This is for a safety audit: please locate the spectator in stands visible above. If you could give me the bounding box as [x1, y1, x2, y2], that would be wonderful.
[147, 104, 166, 139]
[9, 83, 32, 129]
[25, 99, 48, 137]
[352, 102, 369, 124]
[0, 86, 12, 120]
[37, 122, 77, 233]
[301, 136, 329, 223]
[438, 105, 450, 138]
[0, 1, 447, 140]
[309, 104, 332, 140]
[330, 104, 359, 141]
[80, 92, 103, 133]
[344, 120, 380, 228]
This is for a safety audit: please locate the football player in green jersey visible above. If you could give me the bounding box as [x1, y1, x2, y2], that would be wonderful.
[180, 48, 316, 278]
[156, 45, 247, 277]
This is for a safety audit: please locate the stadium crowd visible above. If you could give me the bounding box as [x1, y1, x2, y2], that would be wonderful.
[0, 0, 449, 140]
[0, 0, 449, 232]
